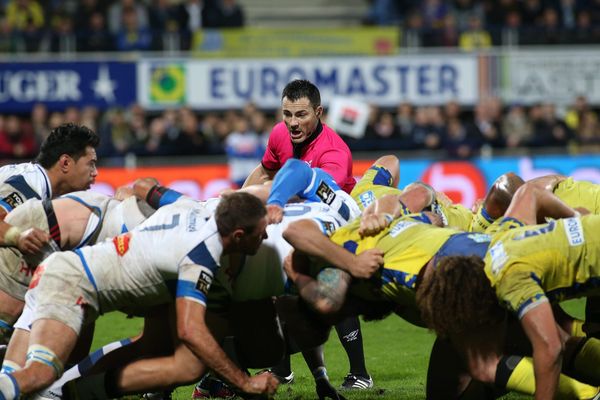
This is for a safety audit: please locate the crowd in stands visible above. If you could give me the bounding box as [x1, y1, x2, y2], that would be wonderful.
[365, 0, 600, 48]
[0, 0, 245, 53]
[2, 0, 600, 53]
[0, 96, 597, 164]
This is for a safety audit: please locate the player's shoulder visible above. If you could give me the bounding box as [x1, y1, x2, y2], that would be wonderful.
[0, 162, 38, 178]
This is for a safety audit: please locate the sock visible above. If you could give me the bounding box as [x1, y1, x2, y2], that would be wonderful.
[312, 366, 328, 381]
[571, 319, 586, 337]
[271, 353, 291, 377]
[470, 205, 494, 233]
[495, 355, 598, 398]
[335, 316, 368, 377]
[568, 337, 600, 386]
[0, 373, 19, 399]
[0, 361, 20, 374]
[46, 338, 132, 395]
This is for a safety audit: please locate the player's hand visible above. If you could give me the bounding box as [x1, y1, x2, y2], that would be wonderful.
[267, 204, 284, 224]
[471, 198, 484, 213]
[359, 213, 393, 237]
[422, 211, 444, 227]
[574, 207, 591, 216]
[17, 228, 50, 254]
[243, 372, 279, 395]
[435, 191, 453, 206]
[316, 378, 347, 400]
[132, 177, 160, 200]
[114, 185, 134, 200]
[350, 248, 383, 279]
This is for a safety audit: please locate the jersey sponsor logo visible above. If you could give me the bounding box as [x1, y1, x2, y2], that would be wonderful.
[564, 217, 584, 246]
[113, 233, 132, 256]
[389, 220, 417, 238]
[489, 242, 508, 276]
[195, 270, 213, 295]
[320, 220, 337, 236]
[186, 209, 202, 232]
[467, 233, 491, 243]
[2, 192, 23, 209]
[359, 191, 375, 208]
[316, 181, 336, 205]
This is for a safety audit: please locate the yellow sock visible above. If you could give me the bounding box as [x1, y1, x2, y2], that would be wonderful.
[571, 319, 586, 337]
[470, 205, 494, 233]
[573, 338, 600, 386]
[499, 356, 599, 398]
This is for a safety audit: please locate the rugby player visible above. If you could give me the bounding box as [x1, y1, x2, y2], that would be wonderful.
[284, 183, 600, 399]
[0, 192, 277, 399]
[418, 181, 600, 399]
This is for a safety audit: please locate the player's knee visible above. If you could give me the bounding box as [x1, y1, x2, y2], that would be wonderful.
[466, 356, 497, 384]
[165, 357, 204, 385]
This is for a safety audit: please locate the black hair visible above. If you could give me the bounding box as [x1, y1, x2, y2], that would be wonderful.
[281, 79, 321, 108]
[36, 123, 100, 168]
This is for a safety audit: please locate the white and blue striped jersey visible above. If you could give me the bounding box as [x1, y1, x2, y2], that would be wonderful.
[74, 197, 223, 313]
[0, 163, 51, 212]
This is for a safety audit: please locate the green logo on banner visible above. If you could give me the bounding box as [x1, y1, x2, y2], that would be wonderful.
[150, 64, 186, 104]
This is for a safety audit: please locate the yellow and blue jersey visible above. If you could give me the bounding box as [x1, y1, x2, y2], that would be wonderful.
[351, 165, 404, 212]
[330, 215, 491, 324]
[485, 214, 600, 319]
[553, 177, 600, 214]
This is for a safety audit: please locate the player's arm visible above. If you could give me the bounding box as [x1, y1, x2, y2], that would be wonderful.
[176, 298, 278, 395]
[520, 302, 563, 400]
[242, 163, 276, 188]
[266, 159, 319, 223]
[526, 174, 567, 192]
[132, 178, 185, 209]
[176, 262, 278, 395]
[283, 219, 383, 279]
[0, 219, 48, 254]
[284, 251, 351, 315]
[504, 183, 578, 225]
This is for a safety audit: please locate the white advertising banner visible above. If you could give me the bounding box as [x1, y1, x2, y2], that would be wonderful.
[138, 55, 479, 110]
[504, 50, 600, 105]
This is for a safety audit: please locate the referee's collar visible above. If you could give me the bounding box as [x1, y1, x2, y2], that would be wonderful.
[292, 120, 323, 159]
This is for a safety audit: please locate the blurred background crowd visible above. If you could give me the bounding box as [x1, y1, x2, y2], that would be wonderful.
[0, 0, 599, 53]
[1, 0, 599, 169]
[0, 96, 596, 162]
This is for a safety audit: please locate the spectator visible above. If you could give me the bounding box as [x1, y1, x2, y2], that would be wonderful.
[115, 6, 153, 51]
[0, 115, 37, 159]
[216, 0, 245, 27]
[576, 110, 600, 151]
[521, 0, 544, 25]
[459, 15, 492, 51]
[451, 0, 485, 31]
[565, 95, 590, 131]
[0, 17, 18, 53]
[444, 117, 480, 158]
[5, 0, 44, 32]
[396, 102, 414, 138]
[425, 13, 459, 47]
[107, 0, 149, 36]
[530, 103, 572, 147]
[468, 99, 504, 148]
[49, 11, 76, 53]
[364, 0, 403, 25]
[225, 115, 263, 187]
[78, 11, 113, 52]
[411, 106, 442, 150]
[74, 0, 105, 34]
[420, 0, 450, 29]
[30, 103, 49, 144]
[502, 104, 532, 148]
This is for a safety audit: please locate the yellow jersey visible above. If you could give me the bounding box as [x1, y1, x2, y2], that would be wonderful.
[485, 215, 600, 319]
[351, 165, 403, 212]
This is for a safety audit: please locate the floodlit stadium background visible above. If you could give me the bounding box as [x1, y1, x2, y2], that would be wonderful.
[1, 0, 599, 205]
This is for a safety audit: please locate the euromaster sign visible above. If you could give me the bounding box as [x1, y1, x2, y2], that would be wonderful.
[0, 62, 136, 112]
[137, 55, 478, 109]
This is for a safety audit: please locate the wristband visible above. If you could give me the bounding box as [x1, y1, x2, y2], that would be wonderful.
[4, 226, 22, 247]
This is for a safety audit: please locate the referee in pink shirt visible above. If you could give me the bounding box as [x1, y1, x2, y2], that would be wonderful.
[243, 79, 356, 194]
[244, 80, 373, 391]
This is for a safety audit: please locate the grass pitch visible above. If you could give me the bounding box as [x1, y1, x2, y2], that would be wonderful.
[92, 300, 585, 399]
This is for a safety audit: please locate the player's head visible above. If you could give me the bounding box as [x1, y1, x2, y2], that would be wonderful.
[36, 123, 100, 191]
[416, 255, 504, 338]
[281, 79, 323, 144]
[484, 172, 525, 219]
[216, 192, 268, 255]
